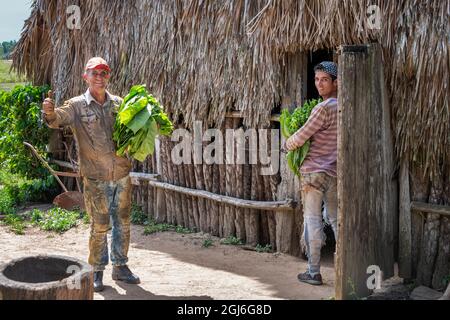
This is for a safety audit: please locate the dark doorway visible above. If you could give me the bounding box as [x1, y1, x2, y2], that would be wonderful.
[307, 48, 337, 261]
[306, 49, 335, 100]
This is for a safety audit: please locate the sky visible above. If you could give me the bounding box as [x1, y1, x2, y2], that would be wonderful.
[0, 0, 33, 42]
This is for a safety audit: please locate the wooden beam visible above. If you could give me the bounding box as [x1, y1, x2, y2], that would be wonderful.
[49, 159, 78, 170]
[225, 111, 280, 122]
[129, 172, 160, 181]
[133, 179, 297, 211]
[398, 160, 412, 279]
[411, 201, 450, 217]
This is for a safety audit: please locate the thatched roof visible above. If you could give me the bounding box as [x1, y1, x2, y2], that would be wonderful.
[12, 0, 449, 178]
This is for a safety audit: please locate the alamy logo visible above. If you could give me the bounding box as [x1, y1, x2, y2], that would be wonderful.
[367, 5, 381, 30]
[67, 5, 81, 30]
[66, 265, 82, 290]
[366, 265, 383, 290]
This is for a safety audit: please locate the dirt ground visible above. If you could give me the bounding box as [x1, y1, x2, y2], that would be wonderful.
[0, 209, 336, 300]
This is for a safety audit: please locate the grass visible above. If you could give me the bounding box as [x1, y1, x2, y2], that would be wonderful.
[2, 214, 26, 235]
[202, 239, 214, 248]
[131, 202, 196, 235]
[220, 236, 243, 246]
[0, 60, 27, 91]
[143, 222, 172, 235]
[1, 207, 86, 235]
[29, 207, 84, 233]
[255, 244, 272, 253]
[143, 219, 196, 235]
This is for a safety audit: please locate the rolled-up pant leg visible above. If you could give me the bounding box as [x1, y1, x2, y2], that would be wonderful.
[300, 173, 326, 276]
[83, 178, 110, 272]
[83, 175, 132, 271]
[324, 176, 338, 242]
[110, 175, 132, 267]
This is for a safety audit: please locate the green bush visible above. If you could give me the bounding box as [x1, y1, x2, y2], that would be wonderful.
[130, 203, 147, 225]
[2, 213, 26, 235]
[0, 169, 58, 214]
[0, 187, 16, 215]
[0, 84, 52, 178]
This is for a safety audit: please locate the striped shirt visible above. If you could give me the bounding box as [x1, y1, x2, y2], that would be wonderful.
[285, 98, 338, 177]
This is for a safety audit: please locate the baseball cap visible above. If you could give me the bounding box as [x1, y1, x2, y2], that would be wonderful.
[314, 61, 338, 79]
[85, 57, 111, 72]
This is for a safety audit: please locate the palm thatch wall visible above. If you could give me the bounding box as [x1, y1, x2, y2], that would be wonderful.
[12, 0, 449, 289]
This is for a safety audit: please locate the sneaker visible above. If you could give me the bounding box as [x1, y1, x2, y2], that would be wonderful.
[297, 272, 323, 285]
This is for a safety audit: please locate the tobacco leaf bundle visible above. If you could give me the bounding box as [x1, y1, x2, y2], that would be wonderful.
[113, 85, 173, 162]
[280, 98, 322, 175]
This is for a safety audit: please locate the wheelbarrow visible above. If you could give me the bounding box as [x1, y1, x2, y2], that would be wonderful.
[23, 142, 85, 211]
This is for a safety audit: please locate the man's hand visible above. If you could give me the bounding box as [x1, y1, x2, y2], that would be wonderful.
[284, 138, 296, 152]
[42, 90, 55, 117]
[280, 141, 288, 153]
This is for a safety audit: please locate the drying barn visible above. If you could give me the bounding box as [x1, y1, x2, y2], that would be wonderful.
[13, 0, 449, 299]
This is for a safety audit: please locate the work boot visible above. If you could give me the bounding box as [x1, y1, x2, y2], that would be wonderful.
[93, 271, 104, 292]
[297, 271, 323, 286]
[112, 265, 140, 284]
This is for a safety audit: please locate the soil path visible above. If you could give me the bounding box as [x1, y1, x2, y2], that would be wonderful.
[0, 220, 335, 300]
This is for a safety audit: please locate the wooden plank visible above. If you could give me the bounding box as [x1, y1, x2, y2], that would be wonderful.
[411, 202, 450, 217]
[335, 44, 396, 300]
[244, 156, 256, 245]
[154, 138, 166, 223]
[204, 161, 218, 234]
[398, 160, 412, 279]
[377, 44, 397, 279]
[432, 162, 450, 289]
[417, 167, 443, 287]
[146, 180, 295, 211]
[186, 162, 198, 231]
[275, 51, 306, 255]
[193, 162, 206, 231]
[409, 164, 429, 278]
[249, 164, 261, 245]
[165, 139, 177, 225]
[225, 111, 280, 122]
[224, 118, 237, 237]
[234, 125, 246, 241]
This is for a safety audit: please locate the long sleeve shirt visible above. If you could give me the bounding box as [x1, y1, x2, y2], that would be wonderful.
[44, 89, 131, 181]
[285, 98, 338, 177]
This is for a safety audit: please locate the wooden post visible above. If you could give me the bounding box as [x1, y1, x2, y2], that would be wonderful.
[409, 163, 429, 278]
[224, 118, 237, 237]
[335, 44, 396, 299]
[417, 166, 443, 287]
[154, 138, 166, 223]
[234, 123, 246, 241]
[275, 52, 305, 255]
[398, 159, 412, 279]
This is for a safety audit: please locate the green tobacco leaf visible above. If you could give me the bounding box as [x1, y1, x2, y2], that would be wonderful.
[126, 105, 152, 134]
[132, 119, 158, 162]
[123, 85, 146, 105]
[119, 96, 148, 125]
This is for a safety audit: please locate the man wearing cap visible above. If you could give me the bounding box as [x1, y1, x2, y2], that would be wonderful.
[284, 61, 339, 286]
[42, 57, 140, 292]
